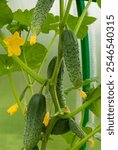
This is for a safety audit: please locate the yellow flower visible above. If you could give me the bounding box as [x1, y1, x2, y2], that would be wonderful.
[3, 32, 25, 57]
[64, 105, 70, 113]
[30, 35, 37, 45]
[89, 138, 95, 148]
[7, 103, 18, 116]
[78, 89, 87, 100]
[43, 112, 50, 127]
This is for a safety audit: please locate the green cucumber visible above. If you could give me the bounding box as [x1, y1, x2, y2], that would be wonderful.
[47, 56, 57, 79]
[31, 0, 55, 35]
[23, 93, 46, 150]
[61, 29, 82, 88]
[51, 118, 70, 135]
[47, 56, 66, 108]
[56, 60, 66, 108]
[69, 118, 86, 139]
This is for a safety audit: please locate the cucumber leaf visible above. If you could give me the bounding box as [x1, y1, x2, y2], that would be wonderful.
[7, 21, 28, 34]
[0, 3, 13, 28]
[0, 42, 47, 76]
[41, 13, 59, 33]
[13, 9, 34, 26]
[67, 14, 96, 39]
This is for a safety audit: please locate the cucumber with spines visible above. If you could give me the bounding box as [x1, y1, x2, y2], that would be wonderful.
[47, 56, 57, 79]
[69, 118, 86, 139]
[23, 93, 46, 150]
[61, 29, 82, 88]
[31, 0, 55, 35]
[56, 60, 66, 108]
[47, 56, 66, 108]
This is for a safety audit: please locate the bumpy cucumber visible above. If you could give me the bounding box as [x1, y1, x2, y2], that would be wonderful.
[51, 118, 70, 135]
[69, 118, 86, 139]
[61, 29, 82, 88]
[47, 56, 66, 108]
[47, 56, 57, 79]
[23, 93, 46, 150]
[56, 60, 66, 108]
[31, 0, 55, 35]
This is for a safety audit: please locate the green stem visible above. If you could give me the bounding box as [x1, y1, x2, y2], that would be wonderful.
[25, 27, 31, 43]
[22, 51, 34, 95]
[74, 0, 92, 35]
[60, 0, 73, 28]
[70, 125, 101, 150]
[39, 32, 58, 73]
[19, 86, 29, 101]
[49, 83, 62, 113]
[60, 96, 100, 119]
[12, 56, 46, 84]
[23, 28, 34, 95]
[8, 73, 24, 115]
[41, 117, 58, 150]
[60, 0, 64, 20]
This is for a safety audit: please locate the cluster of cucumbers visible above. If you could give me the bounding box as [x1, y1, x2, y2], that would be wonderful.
[23, 0, 85, 149]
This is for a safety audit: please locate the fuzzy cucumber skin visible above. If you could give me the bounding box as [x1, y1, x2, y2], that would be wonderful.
[47, 56, 66, 108]
[61, 29, 82, 88]
[69, 118, 86, 139]
[31, 0, 55, 35]
[56, 60, 66, 108]
[23, 94, 46, 150]
[47, 56, 57, 79]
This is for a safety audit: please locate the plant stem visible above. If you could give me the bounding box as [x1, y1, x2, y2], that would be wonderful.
[22, 28, 34, 95]
[60, 96, 100, 119]
[60, 0, 73, 28]
[74, 0, 92, 35]
[60, 0, 64, 20]
[41, 117, 58, 150]
[70, 125, 101, 150]
[12, 56, 46, 84]
[8, 73, 24, 115]
[39, 32, 58, 73]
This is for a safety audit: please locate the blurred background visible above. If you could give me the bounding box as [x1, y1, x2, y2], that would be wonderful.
[0, 0, 101, 149]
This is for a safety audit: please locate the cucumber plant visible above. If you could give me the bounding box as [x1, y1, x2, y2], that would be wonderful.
[0, 0, 101, 150]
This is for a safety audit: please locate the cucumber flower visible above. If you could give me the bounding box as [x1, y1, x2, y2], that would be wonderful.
[79, 89, 87, 100]
[3, 32, 25, 57]
[7, 103, 18, 116]
[89, 138, 95, 148]
[43, 112, 50, 127]
[30, 35, 37, 45]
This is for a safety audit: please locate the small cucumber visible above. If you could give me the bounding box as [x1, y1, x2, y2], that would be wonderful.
[47, 56, 66, 108]
[69, 118, 86, 139]
[56, 60, 66, 108]
[31, 0, 55, 35]
[61, 29, 82, 88]
[23, 93, 46, 150]
[47, 56, 57, 79]
[51, 118, 70, 135]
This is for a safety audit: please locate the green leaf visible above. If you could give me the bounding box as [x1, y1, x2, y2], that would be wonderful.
[7, 21, 28, 34]
[41, 13, 59, 33]
[1, 0, 7, 4]
[0, 42, 47, 76]
[62, 131, 75, 144]
[82, 127, 92, 134]
[97, 0, 101, 8]
[67, 14, 96, 39]
[21, 42, 47, 68]
[13, 9, 34, 26]
[0, 3, 13, 28]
